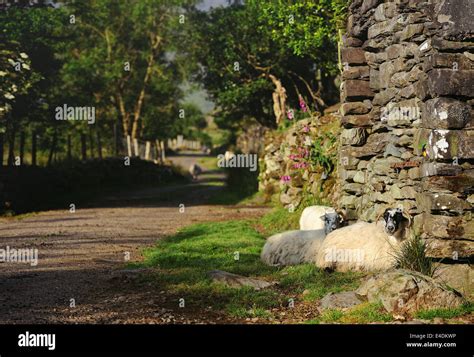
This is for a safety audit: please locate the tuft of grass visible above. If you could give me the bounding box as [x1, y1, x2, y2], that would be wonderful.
[307, 302, 393, 324]
[414, 302, 474, 320]
[393, 236, 437, 277]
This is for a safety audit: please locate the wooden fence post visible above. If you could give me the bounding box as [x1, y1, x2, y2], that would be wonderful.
[160, 141, 166, 162]
[145, 141, 151, 161]
[133, 138, 139, 157]
[126, 135, 132, 157]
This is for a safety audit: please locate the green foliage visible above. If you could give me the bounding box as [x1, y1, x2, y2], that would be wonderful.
[0, 158, 183, 214]
[414, 302, 473, 320]
[309, 131, 338, 175]
[186, 1, 344, 129]
[308, 302, 393, 324]
[252, 0, 349, 72]
[392, 236, 437, 277]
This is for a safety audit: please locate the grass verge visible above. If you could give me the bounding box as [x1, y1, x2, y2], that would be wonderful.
[137, 217, 363, 321]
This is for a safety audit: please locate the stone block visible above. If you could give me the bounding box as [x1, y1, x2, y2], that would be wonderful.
[415, 192, 471, 213]
[341, 114, 373, 128]
[342, 66, 370, 80]
[341, 47, 367, 65]
[341, 128, 368, 146]
[425, 129, 474, 160]
[425, 238, 474, 259]
[340, 102, 371, 116]
[427, 69, 474, 97]
[342, 80, 375, 100]
[421, 171, 474, 195]
[415, 213, 474, 240]
[421, 97, 472, 130]
[424, 53, 474, 71]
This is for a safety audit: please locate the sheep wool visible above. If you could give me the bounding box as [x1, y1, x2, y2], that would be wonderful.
[313, 221, 403, 272]
[261, 229, 326, 266]
[299, 206, 336, 231]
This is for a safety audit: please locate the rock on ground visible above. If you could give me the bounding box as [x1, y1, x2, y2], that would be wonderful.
[208, 270, 276, 290]
[319, 291, 363, 311]
[434, 263, 473, 300]
[355, 269, 465, 316]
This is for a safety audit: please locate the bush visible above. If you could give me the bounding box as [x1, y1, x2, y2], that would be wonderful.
[0, 158, 184, 214]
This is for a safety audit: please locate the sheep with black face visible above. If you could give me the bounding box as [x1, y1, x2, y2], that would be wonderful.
[310, 207, 413, 271]
[383, 208, 411, 239]
[299, 205, 345, 233]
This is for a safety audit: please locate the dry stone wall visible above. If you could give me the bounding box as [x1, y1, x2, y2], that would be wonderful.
[259, 112, 340, 208]
[338, 0, 473, 259]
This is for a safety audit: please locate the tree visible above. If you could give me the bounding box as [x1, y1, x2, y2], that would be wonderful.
[64, 0, 196, 140]
[186, 1, 346, 131]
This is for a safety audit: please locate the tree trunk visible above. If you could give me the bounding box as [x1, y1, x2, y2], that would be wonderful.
[81, 133, 87, 161]
[130, 36, 162, 139]
[268, 74, 287, 125]
[47, 130, 57, 167]
[19, 131, 25, 165]
[31, 130, 37, 167]
[97, 130, 103, 159]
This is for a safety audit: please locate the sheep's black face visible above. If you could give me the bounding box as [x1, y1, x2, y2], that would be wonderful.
[323, 213, 342, 235]
[383, 208, 405, 235]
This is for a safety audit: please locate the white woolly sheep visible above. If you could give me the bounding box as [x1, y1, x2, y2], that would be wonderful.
[310, 208, 413, 272]
[299, 205, 343, 234]
[189, 163, 202, 180]
[261, 229, 326, 266]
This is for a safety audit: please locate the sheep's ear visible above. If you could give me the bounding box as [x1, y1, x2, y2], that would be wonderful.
[401, 210, 412, 227]
[320, 214, 327, 220]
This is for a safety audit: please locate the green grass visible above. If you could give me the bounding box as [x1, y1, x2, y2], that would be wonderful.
[198, 156, 219, 170]
[278, 264, 363, 301]
[414, 302, 474, 320]
[259, 207, 302, 236]
[138, 217, 364, 320]
[135, 208, 473, 323]
[307, 302, 393, 324]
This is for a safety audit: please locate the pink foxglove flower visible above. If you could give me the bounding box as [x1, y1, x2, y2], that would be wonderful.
[280, 175, 291, 183]
[286, 109, 294, 120]
[299, 95, 307, 112]
[302, 125, 310, 133]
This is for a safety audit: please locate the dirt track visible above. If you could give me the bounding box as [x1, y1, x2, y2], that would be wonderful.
[0, 154, 268, 324]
